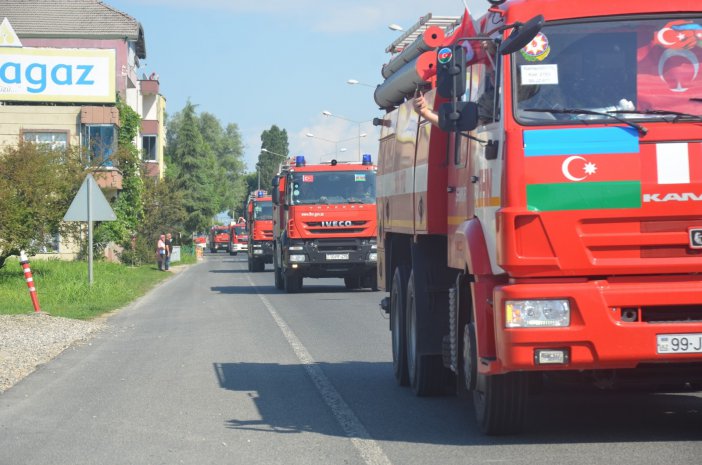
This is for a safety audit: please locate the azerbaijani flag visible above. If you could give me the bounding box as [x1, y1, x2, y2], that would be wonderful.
[524, 127, 642, 211]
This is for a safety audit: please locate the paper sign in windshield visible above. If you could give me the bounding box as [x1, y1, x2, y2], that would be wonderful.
[520, 64, 559, 86]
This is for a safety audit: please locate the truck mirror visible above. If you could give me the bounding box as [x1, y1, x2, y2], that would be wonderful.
[436, 45, 466, 99]
[438, 102, 478, 132]
[499, 15, 544, 55]
[272, 189, 279, 204]
[271, 175, 279, 188]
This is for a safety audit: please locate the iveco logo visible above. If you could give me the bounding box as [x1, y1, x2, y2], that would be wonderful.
[643, 192, 702, 202]
[322, 220, 352, 227]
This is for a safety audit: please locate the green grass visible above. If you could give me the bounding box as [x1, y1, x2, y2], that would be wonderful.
[0, 255, 193, 319]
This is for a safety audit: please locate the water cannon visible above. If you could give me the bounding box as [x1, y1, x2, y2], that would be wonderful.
[295, 155, 306, 167]
[362, 154, 373, 166]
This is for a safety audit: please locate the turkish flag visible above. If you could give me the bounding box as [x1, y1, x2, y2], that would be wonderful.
[637, 22, 702, 113]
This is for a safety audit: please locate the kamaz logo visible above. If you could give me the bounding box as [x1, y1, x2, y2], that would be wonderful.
[643, 192, 702, 202]
[321, 220, 352, 227]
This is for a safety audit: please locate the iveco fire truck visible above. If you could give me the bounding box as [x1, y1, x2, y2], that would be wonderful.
[228, 221, 248, 255]
[208, 225, 230, 254]
[246, 191, 273, 271]
[375, 0, 702, 434]
[271, 155, 378, 293]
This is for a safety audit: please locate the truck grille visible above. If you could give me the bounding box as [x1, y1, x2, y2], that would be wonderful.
[304, 220, 370, 235]
[581, 217, 702, 260]
[618, 305, 702, 324]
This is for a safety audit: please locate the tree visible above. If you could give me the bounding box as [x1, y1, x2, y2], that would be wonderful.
[169, 100, 219, 233]
[258, 125, 289, 189]
[0, 143, 84, 268]
[95, 97, 145, 248]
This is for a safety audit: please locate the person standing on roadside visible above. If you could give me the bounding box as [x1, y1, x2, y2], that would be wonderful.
[156, 234, 166, 271]
[164, 233, 173, 271]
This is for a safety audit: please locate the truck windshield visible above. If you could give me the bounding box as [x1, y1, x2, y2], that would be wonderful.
[291, 171, 376, 205]
[253, 201, 272, 220]
[513, 16, 702, 124]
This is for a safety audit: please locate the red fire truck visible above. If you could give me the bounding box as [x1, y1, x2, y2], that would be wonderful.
[208, 225, 230, 254]
[271, 156, 378, 293]
[228, 220, 248, 256]
[375, 0, 702, 434]
[246, 191, 274, 271]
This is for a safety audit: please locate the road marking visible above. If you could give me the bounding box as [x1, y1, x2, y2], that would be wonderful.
[247, 275, 392, 465]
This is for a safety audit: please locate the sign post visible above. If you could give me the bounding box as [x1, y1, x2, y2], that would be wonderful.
[63, 174, 116, 285]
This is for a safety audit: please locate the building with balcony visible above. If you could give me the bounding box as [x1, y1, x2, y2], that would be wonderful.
[0, 0, 166, 258]
[0, 0, 166, 188]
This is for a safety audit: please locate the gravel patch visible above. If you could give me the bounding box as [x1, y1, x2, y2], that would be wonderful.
[0, 313, 104, 393]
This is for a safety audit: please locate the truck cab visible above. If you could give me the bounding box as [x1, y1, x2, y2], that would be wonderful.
[271, 155, 378, 293]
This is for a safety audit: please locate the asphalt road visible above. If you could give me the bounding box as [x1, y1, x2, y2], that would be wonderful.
[1, 253, 701, 464]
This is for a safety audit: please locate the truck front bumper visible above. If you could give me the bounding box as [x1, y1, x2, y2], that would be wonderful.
[489, 275, 702, 373]
[284, 238, 377, 278]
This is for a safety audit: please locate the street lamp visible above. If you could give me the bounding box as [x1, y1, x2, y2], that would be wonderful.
[260, 147, 288, 189]
[346, 79, 375, 88]
[321, 110, 373, 161]
[306, 132, 367, 159]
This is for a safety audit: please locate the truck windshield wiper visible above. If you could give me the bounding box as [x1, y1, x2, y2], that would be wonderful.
[523, 107, 648, 135]
[608, 109, 702, 122]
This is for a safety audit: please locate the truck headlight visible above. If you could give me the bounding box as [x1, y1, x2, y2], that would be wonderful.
[505, 300, 570, 328]
[289, 254, 306, 262]
[368, 253, 377, 261]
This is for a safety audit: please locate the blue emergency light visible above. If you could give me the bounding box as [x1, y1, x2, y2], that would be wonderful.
[256, 190, 265, 198]
[362, 153, 372, 165]
[295, 155, 306, 167]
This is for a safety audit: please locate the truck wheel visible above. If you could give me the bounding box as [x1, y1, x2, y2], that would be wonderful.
[255, 259, 266, 272]
[211, 248, 216, 254]
[390, 266, 409, 386]
[284, 272, 302, 293]
[361, 272, 378, 291]
[344, 276, 361, 290]
[406, 270, 444, 396]
[247, 256, 253, 272]
[473, 372, 528, 435]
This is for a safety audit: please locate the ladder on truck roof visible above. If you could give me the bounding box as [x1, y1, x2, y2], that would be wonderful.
[385, 13, 462, 54]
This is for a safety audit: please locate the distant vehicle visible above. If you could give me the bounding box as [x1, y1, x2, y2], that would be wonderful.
[208, 225, 230, 253]
[246, 191, 273, 271]
[228, 222, 248, 256]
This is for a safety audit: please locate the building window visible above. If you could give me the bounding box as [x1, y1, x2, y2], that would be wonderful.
[82, 124, 117, 166]
[142, 135, 157, 161]
[23, 131, 68, 150]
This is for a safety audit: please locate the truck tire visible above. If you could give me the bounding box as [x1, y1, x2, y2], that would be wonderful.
[473, 372, 528, 435]
[247, 256, 253, 272]
[391, 266, 409, 386]
[406, 270, 445, 396]
[284, 271, 302, 293]
[274, 264, 284, 290]
[344, 276, 361, 290]
[211, 248, 216, 254]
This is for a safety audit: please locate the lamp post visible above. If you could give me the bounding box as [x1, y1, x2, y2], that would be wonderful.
[321, 110, 373, 161]
[346, 79, 375, 88]
[260, 147, 288, 189]
[306, 132, 367, 159]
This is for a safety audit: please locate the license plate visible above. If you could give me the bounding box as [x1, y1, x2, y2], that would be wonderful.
[326, 253, 349, 260]
[657, 333, 702, 354]
[253, 250, 263, 255]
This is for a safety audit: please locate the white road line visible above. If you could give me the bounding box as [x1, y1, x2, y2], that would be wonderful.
[247, 275, 392, 465]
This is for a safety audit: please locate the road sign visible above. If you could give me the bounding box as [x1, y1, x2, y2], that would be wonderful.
[64, 173, 116, 221]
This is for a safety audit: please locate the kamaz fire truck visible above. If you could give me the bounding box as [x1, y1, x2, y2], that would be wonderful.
[271, 155, 378, 293]
[375, 0, 702, 434]
[246, 191, 273, 271]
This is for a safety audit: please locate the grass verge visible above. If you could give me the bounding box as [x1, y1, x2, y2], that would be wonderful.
[0, 256, 192, 319]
